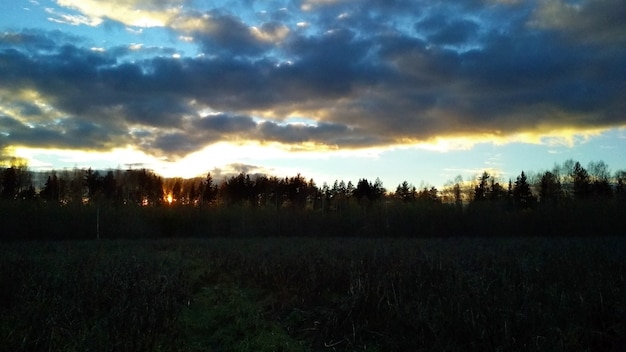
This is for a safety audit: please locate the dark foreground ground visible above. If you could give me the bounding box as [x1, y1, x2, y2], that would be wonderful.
[1, 237, 625, 351]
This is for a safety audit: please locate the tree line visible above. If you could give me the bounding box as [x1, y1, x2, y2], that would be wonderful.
[1, 157, 625, 239]
[0, 161, 387, 210]
[1, 157, 625, 209]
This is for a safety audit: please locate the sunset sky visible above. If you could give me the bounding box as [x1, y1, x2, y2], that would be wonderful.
[1, 0, 625, 189]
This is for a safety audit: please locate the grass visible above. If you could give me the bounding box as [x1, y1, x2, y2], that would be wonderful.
[182, 284, 306, 352]
[0, 240, 189, 351]
[1, 237, 624, 351]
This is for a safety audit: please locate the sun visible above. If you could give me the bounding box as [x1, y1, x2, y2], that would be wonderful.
[166, 193, 173, 205]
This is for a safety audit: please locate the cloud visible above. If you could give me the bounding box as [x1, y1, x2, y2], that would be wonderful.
[0, 30, 84, 53]
[300, 0, 349, 11]
[193, 113, 257, 133]
[186, 11, 272, 56]
[251, 22, 290, 43]
[45, 7, 104, 26]
[153, 132, 199, 154]
[172, 11, 291, 57]
[1, 0, 625, 159]
[0, 113, 120, 150]
[417, 17, 480, 46]
[258, 120, 353, 144]
[55, 0, 183, 27]
[530, 0, 626, 45]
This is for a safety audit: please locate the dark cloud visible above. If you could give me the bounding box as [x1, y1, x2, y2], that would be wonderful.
[259, 120, 352, 144]
[227, 162, 264, 175]
[0, 115, 24, 132]
[453, 29, 626, 123]
[1, 0, 625, 157]
[531, 0, 626, 45]
[107, 44, 179, 60]
[120, 98, 188, 127]
[185, 10, 271, 57]
[153, 132, 199, 154]
[0, 29, 85, 52]
[14, 102, 43, 117]
[193, 113, 257, 133]
[0, 114, 118, 150]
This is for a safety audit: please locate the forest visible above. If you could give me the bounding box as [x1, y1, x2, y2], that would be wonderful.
[1, 157, 625, 239]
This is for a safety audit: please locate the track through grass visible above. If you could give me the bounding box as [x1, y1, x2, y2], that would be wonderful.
[181, 284, 306, 352]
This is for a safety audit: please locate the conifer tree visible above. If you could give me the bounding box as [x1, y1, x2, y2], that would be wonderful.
[513, 171, 535, 210]
[539, 171, 562, 207]
[571, 162, 591, 200]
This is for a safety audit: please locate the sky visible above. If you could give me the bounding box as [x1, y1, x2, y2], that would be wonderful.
[0, 0, 625, 190]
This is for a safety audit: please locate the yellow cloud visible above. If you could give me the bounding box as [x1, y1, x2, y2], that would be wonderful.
[0, 88, 62, 125]
[300, 0, 350, 11]
[393, 126, 611, 153]
[171, 13, 212, 32]
[55, 0, 182, 27]
[250, 25, 290, 44]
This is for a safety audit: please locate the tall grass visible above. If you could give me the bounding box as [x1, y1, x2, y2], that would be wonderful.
[0, 241, 189, 352]
[1, 237, 624, 351]
[183, 237, 626, 351]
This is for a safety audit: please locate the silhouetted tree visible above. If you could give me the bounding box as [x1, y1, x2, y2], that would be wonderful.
[18, 185, 36, 200]
[57, 171, 71, 204]
[320, 182, 331, 213]
[1, 166, 18, 200]
[571, 162, 591, 200]
[395, 181, 416, 202]
[337, 180, 347, 197]
[588, 161, 612, 199]
[373, 178, 385, 199]
[539, 171, 562, 207]
[221, 173, 254, 205]
[473, 172, 490, 202]
[354, 178, 385, 203]
[417, 186, 440, 205]
[84, 168, 104, 203]
[40, 173, 60, 202]
[307, 178, 318, 209]
[354, 179, 373, 202]
[283, 174, 309, 209]
[615, 170, 626, 203]
[102, 171, 117, 202]
[67, 168, 85, 204]
[442, 176, 464, 208]
[346, 181, 355, 198]
[453, 182, 463, 208]
[506, 179, 514, 210]
[513, 171, 536, 210]
[329, 179, 351, 214]
[254, 175, 282, 208]
[202, 173, 218, 205]
[127, 169, 164, 206]
[488, 178, 507, 203]
[1, 158, 33, 201]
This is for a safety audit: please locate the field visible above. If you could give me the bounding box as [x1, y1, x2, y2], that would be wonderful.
[1, 237, 625, 351]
